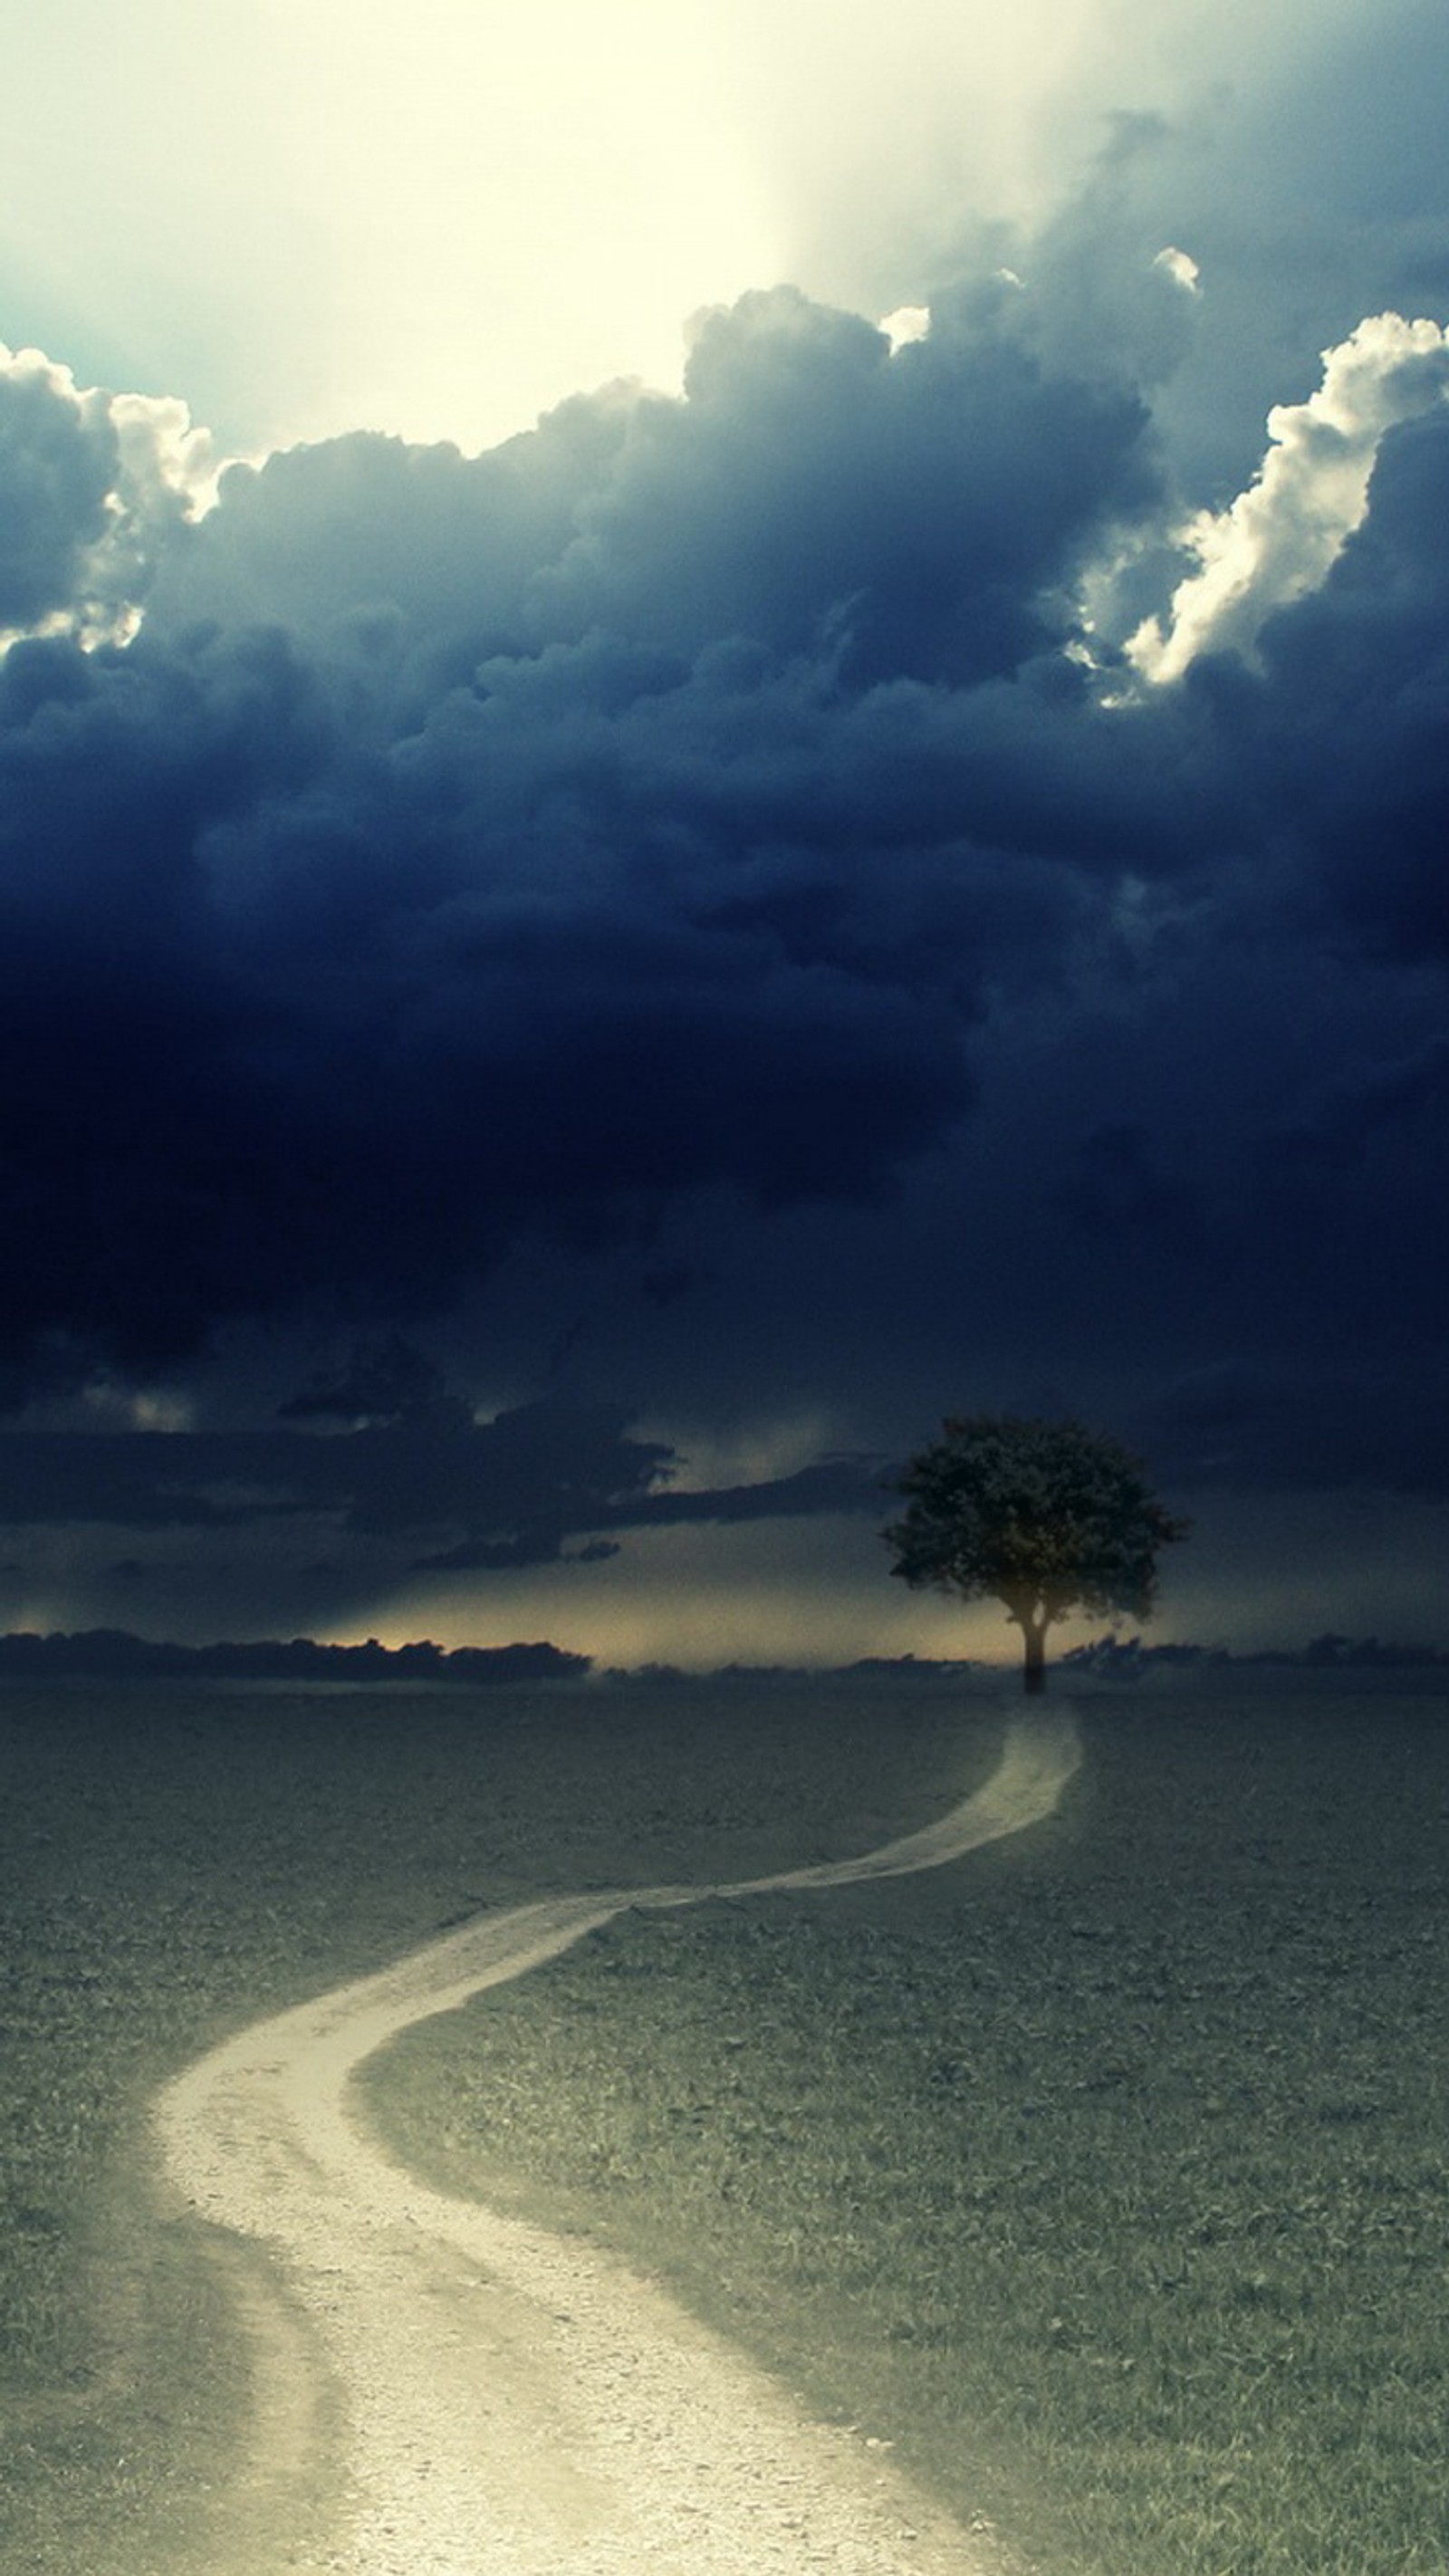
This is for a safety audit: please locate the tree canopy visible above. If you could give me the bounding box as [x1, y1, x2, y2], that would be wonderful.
[884, 1414, 1189, 1690]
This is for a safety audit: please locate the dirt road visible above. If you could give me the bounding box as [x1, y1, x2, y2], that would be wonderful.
[155, 1702, 1080, 2574]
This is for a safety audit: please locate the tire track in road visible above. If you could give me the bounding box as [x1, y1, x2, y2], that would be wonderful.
[155, 1702, 1080, 2575]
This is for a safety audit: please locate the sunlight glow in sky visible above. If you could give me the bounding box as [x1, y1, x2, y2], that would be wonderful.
[5, 0, 775, 452]
[0, 0, 1373, 457]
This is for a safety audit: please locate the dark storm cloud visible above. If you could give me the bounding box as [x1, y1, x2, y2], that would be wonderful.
[0, 1375, 885, 1577]
[0, 620, 977, 1368]
[0, 1394, 669, 1542]
[528, 288, 1156, 685]
[1038, 7, 1449, 503]
[1142, 1357, 1449, 1500]
[0, 284, 1183, 1382]
[1241, 405, 1449, 956]
[1, 258, 1448, 1594]
[149, 287, 1156, 686]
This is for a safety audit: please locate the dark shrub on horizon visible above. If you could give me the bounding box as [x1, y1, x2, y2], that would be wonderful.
[1062, 1632, 1449, 1675]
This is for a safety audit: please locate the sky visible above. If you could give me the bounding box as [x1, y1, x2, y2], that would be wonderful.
[1, 0, 1447, 1668]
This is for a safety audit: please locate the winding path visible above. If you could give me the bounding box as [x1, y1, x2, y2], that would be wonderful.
[155, 1702, 1081, 2575]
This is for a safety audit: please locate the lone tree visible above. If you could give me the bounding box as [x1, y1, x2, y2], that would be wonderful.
[884, 1414, 1188, 1692]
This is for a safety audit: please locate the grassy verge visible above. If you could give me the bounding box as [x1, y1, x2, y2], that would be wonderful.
[0, 1668, 986, 2575]
[365, 1685, 1449, 2576]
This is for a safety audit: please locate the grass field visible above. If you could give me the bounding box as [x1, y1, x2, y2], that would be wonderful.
[3, 1671, 1446, 2573]
[364, 1679, 1449, 2576]
[0, 1668, 985, 2575]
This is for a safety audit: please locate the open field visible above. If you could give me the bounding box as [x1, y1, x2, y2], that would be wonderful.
[365, 1679, 1449, 2576]
[2, 1669, 1446, 2572]
[0, 1668, 990, 2574]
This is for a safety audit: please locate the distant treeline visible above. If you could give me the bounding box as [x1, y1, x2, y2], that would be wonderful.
[0, 1627, 1441, 1688]
[1062, 1634, 1449, 1672]
[0, 1629, 591, 1683]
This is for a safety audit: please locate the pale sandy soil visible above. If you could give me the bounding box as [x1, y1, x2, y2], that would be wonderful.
[154, 1702, 1080, 2576]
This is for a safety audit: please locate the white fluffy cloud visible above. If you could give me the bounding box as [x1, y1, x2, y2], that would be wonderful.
[0, 342, 216, 647]
[1129, 312, 1449, 682]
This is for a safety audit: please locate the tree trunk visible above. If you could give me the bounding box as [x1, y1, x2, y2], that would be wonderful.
[1022, 1617, 1047, 1694]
